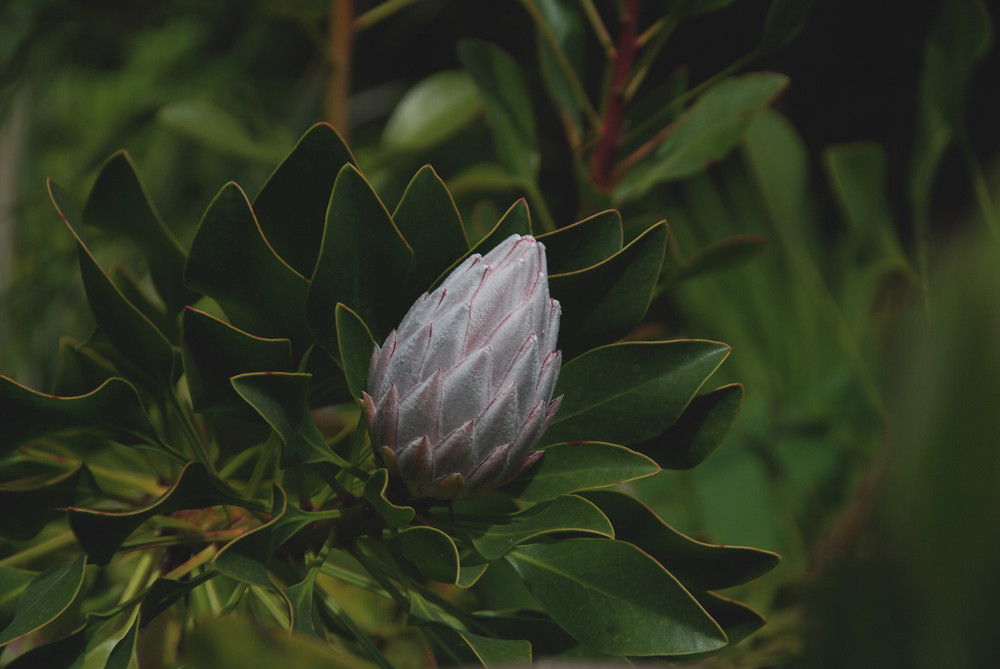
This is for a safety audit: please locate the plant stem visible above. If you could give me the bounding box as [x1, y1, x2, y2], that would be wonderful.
[326, 0, 354, 138]
[354, 0, 422, 32]
[0, 531, 77, 568]
[18, 446, 167, 497]
[164, 544, 217, 580]
[316, 588, 397, 669]
[590, 0, 641, 189]
[578, 0, 615, 55]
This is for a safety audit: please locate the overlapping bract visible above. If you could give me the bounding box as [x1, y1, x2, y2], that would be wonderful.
[363, 235, 562, 500]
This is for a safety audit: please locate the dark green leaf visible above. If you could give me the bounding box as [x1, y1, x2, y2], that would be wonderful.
[83, 151, 192, 315]
[230, 372, 348, 468]
[500, 442, 660, 502]
[681, 234, 768, 279]
[69, 463, 248, 565]
[0, 376, 163, 457]
[580, 490, 780, 590]
[51, 337, 116, 397]
[632, 384, 744, 470]
[3, 623, 87, 669]
[185, 182, 311, 349]
[383, 71, 483, 153]
[536, 209, 623, 275]
[458, 40, 539, 183]
[544, 339, 731, 446]
[0, 567, 34, 630]
[506, 539, 727, 656]
[392, 166, 470, 297]
[307, 164, 413, 349]
[388, 526, 460, 584]
[286, 572, 320, 637]
[0, 463, 87, 541]
[182, 307, 293, 415]
[614, 73, 789, 201]
[470, 495, 613, 560]
[111, 262, 175, 340]
[140, 574, 215, 626]
[691, 589, 766, 648]
[758, 0, 815, 52]
[334, 304, 376, 401]
[0, 554, 86, 647]
[550, 221, 666, 356]
[253, 122, 355, 278]
[421, 621, 532, 668]
[362, 469, 415, 528]
[105, 618, 139, 669]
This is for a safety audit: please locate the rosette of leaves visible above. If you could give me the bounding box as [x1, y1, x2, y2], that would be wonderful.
[0, 123, 778, 668]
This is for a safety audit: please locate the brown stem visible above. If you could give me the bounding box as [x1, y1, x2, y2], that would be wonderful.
[590, 0, 641, 189]
[325, 0, 354, 139]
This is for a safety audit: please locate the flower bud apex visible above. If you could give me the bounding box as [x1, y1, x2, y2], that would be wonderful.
[362, 234, 562, 500]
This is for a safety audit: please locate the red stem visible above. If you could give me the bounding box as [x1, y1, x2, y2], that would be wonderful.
[590, 0, 641, 189]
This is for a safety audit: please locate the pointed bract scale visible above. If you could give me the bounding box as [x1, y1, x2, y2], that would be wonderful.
[364, 235, 562, 500]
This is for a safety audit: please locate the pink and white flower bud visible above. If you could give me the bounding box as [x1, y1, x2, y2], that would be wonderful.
[362, 234, 562, 500]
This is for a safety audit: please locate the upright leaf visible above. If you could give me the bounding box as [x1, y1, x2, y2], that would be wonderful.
[536, 210, 623, 275]
[0, 554, 87, 647]
[335, 304, 377, 401]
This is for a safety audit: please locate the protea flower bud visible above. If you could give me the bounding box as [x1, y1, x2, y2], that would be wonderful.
[362, 234, 562, 500]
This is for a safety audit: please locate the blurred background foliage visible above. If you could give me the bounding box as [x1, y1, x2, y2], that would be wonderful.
[1, 0, 998, 666]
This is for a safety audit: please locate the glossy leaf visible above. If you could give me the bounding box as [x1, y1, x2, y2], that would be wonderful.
[383, 71, 483, 153]
[0, 554, 86, 647]
[185, 182, 310, 347]
[253, 122, 355, 277]
[631, 384, 744, 470]
[392, 166, 470, 296]
[83, 151, 192, 314]
[536, 209, 623, 275]
[0, 464, 88, 541]
[230, 372, 347, 468]
[581, 490, 780, 590]
[388, 526, 460, 584]
[470, 495, 613, 561]
[458, 40, 539, 183]
[182, 307, 293, 415]
[0, 376, 162, 457]
[69, 463, 247, 565]
[334, 304, 376, 401]
[50, 180, 176, 390]
[614, 73, 789, 201]
[549, 221, 666, 356]
[307, 164, 413, 349]
[363, 468, 415, 528]
[500, 442, 660, 502]
[506, 539, 727, 656]
[543, 340, 731, 446]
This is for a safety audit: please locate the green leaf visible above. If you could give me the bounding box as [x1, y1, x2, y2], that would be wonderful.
[0, 554, 87, 647]
[544, 339, 731, 446]
[334, 304, 376, 401]
[105, 618, 139, 669]
[447, 163, 523, 198]
[388, 526, 460, 584]
[140, 574, 215, 626]
[285, 572, 320, 637]
[680, 234, 768, 280]
[691, 590, 766, 649]
[0, 463, 87, 541]
[470, 495, 613, 561]
[458, 40, 539, 183]
[111, 262, 175, 340]
[0, 567, 34, 630]
[185, 182, 311, 348]
[500, 442, 660, 502]
[392, 166, 470, 297]
[535, 0, 586, 138]
[50, 180, 176, 391]
[536, 209, 623, 275]
[580, 490, 780, 590]
[549, 221, 666, 356]
[51, 337, 116, 398]
[253, 123, 355, 278]
[383, 70, 484, 153]
[307, 164, 413, 350]
[506, 539, 727, 656]
[0, 376, 163, 457]
[362, 469, 415, 528]
[69, 463, 248, 565]
[614, 73, 789, 201]
[182, 307, 293, 415]
[631, 384, 744, 470]
[757, 0, 815, 52]
[421, 622, 532, 668]
[157, 99, 291, 163]
[83, 151, 192, 315]
[230, 372, 347, 468]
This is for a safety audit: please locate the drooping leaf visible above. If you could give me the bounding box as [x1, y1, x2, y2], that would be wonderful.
[536, 209, 623, 275]
[185, 182, 311, 349]
[362, 469, 415, 528]
[69, 463, 249, 565]
[388, 526, 461, 584]
[543, 339, 731, 446]
[458, 40, 539, 183]
[581, 490, 780, 590]
[506, 539, 727, 656]
[307, 164, 413, 350]
[253, 122, 355, 277]
[0, 554, 87, 647]
[549, 221, 666, 356]
[182, 307, 293, 415]
[83, 151, 192, 315]
[614, 73, 789, 202]
[631, 384, 744, 470]
[470, 495, 614, 561]
[334, 304, 377, 401]
[383, 71, 484, 154]
[0, 463, 88, 541]
[500, 442, 660, 502]
[0, 376, 163, 457]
